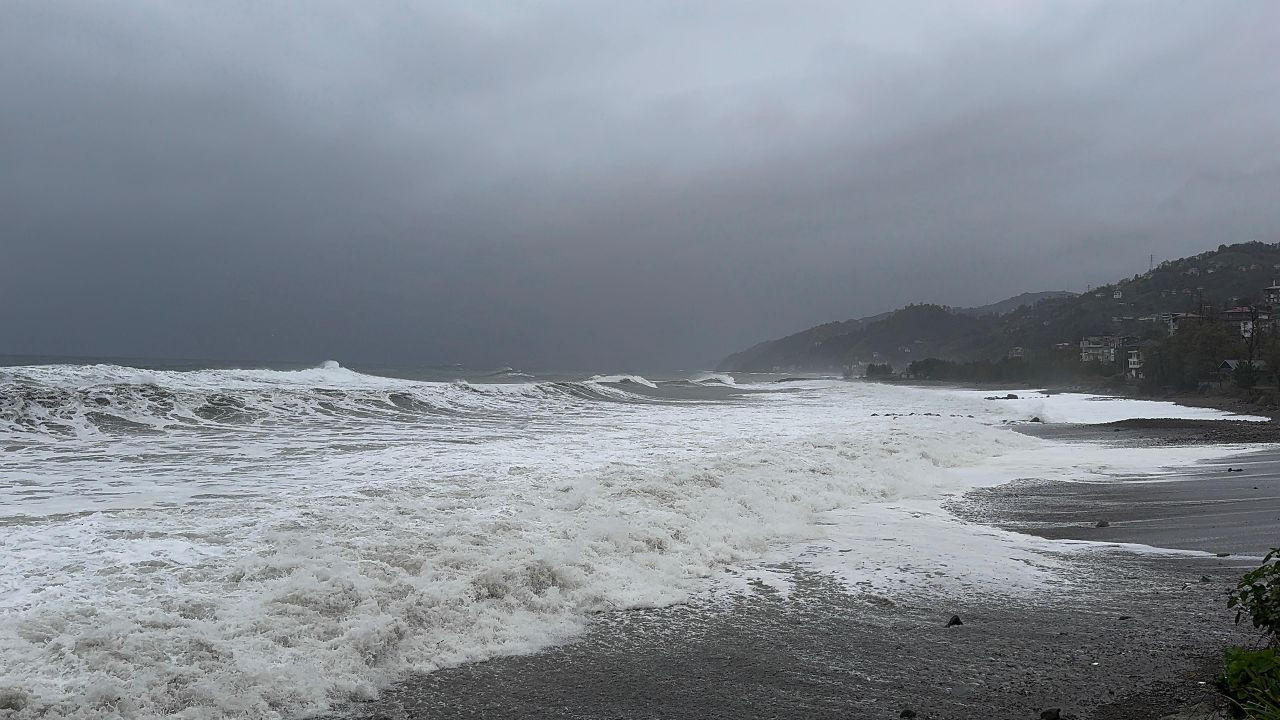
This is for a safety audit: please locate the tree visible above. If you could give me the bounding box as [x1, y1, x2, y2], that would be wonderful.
[1264, 338, 1280, 386]
[1235, 360, 1258, 389]
[1143, 321, 1243, 391]
[864, 363, 894, 379]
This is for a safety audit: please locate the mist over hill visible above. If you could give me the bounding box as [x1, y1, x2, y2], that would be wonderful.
[952, 292, 1078, 318]
[718, 242, 1280, 372]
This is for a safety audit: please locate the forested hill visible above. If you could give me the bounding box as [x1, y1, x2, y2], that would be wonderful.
[717, 242, 1280, 372]
[717, 292, 1075, 372]
[953, 291, 1078, 317]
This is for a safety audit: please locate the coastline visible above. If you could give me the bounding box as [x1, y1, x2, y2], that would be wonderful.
[344, 412, 1277, 719]
[350, 554, 1245, 720]
[867, 376, 1280, 421]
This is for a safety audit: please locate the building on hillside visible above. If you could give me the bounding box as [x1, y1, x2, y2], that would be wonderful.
[1265, 283, 1280, 306]
[1007, 346, 1025, 360]
[1127, 349, 1144, 379]
[1220, 359, 1269, 374]
[1080, 335, 1121, 364]
[1112, 290, 1123, 299]
[1220, 306, 1270, 338]
[1160, 312, 1203, 334]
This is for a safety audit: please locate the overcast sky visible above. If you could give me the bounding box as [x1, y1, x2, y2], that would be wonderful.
[3, 1, 1279, 369]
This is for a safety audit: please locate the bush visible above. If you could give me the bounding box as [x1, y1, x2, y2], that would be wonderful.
[1230, 548, 1280, 642]
[1222, 648, 1280, 719]
[1223, 549, 1280, 718]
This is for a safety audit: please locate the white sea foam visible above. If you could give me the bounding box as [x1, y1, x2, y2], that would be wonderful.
[940, 387, 1270, 424]
[689, 372, 737, 386]
[586, 374, 659, 388]
[783, 439, 1257, 595]
[0, 371, 1263, 719]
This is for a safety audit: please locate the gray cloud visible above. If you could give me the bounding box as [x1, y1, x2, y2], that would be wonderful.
[3, 0, 1279, 369]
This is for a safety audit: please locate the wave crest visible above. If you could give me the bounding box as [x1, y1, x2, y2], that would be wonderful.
[0, 365, 669, 438]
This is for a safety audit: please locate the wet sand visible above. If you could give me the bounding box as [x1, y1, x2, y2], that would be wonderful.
[343, 424, 1277, 720]
[1002, 423, 1280, 556]
[348, 560, 1249, 720]
[1021, 418, 1280, 448]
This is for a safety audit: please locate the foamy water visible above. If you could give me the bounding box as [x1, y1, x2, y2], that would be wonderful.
[0, 365, 1261, 718]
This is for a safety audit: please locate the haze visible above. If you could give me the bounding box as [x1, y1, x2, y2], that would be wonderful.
[3, 1, 1278, 369]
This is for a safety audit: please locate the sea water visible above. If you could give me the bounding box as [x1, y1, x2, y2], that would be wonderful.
[0, 361, 1260, 718]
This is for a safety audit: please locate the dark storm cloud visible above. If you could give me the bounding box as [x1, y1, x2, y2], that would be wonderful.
[3, 1, 1279, 369]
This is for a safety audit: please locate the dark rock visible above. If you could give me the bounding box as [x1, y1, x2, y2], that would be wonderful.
[1040, 710, 1062, 720]
[0, 689, 28, 712]
[1006, 393, 1019, 400]
[900, 710, 917, 719]
[1118, 615, 1133, 620]
[1095, 521, 1110, 528]
[1216, 552, 1231, 557]
[945, 615, 963, 627]
[1200, 575, 1211, 583]
[1030, 416, 1043, 423]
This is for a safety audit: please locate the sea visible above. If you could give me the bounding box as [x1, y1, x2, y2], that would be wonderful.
[0, 356, 1262, 719]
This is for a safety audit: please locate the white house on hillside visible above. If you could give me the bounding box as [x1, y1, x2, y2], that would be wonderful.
[1127, 349, 1144, 379]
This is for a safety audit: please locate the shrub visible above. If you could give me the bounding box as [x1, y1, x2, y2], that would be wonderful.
[1221, 648, 1280, 719]
[1223, 549, 1280, 718]
[1230, 548, 1280, 643]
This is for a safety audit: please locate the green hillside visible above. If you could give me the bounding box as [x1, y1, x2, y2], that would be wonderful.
[718, 241, 1280, 372]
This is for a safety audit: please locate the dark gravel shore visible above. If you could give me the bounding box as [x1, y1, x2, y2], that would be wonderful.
[348, 554, 1249, 720]
[959, 442, 1280, 557]
[1020, 417, 1280, 446]
[341, 425, 1278, 720]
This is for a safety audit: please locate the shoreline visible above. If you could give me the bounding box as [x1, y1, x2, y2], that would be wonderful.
[867, 376, 1280, 421]
[344, 413, 1277, 720]
[350, 556, 1246, 720]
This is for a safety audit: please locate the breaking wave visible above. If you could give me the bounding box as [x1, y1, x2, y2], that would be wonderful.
[0, 367, 1256, 719]
[689, 372, 737, 386]
[586, 374, 658, 388]
[0, 365, 679, 440]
